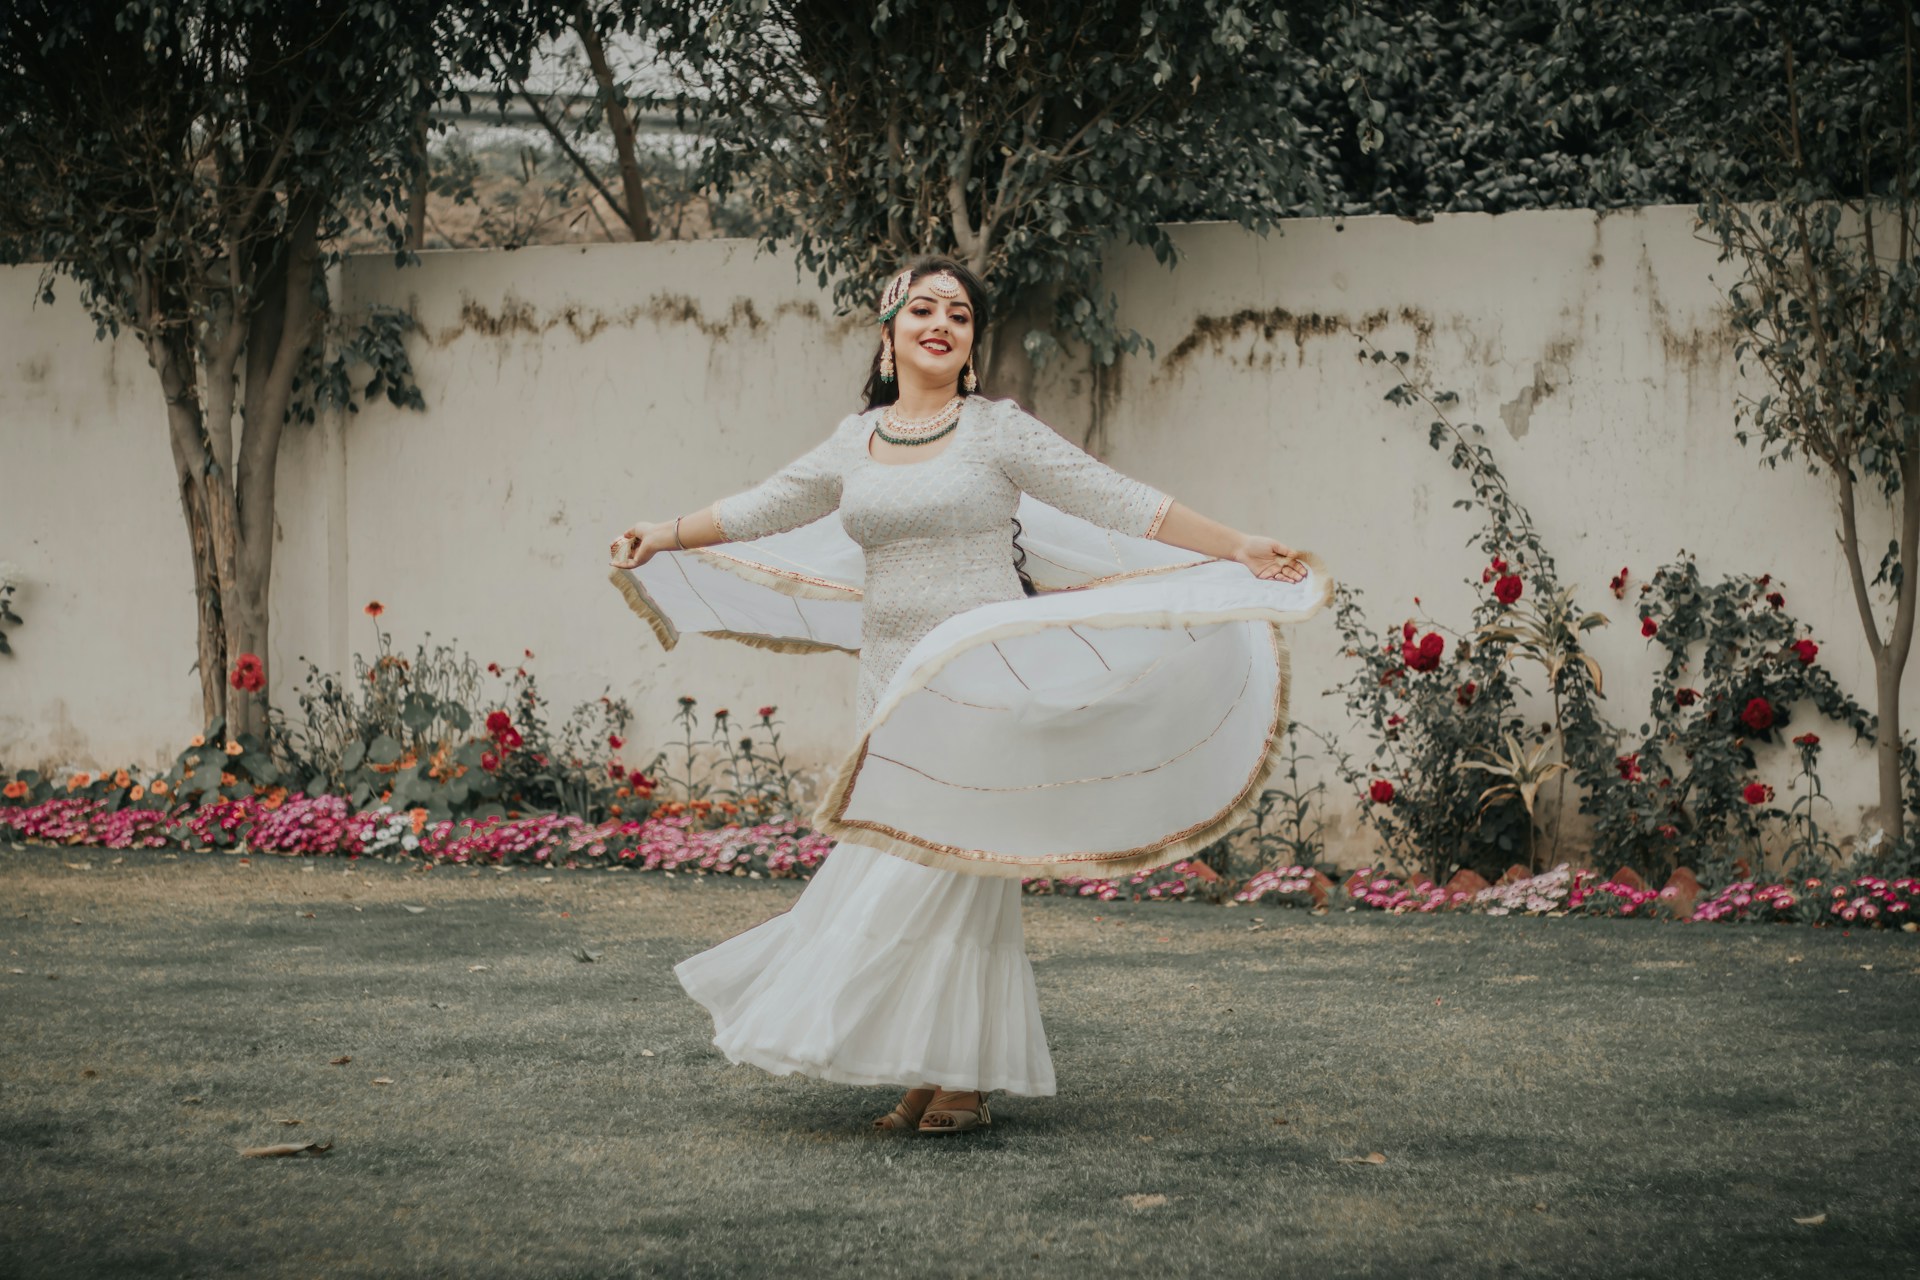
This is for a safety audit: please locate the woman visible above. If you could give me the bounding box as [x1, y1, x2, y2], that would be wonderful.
[608, 256, 1327, 1134]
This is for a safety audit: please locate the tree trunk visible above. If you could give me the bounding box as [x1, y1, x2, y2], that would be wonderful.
[1875, 660, 1906, 846]
[988, 284, 1056, 413]
[148, 322, 229, 732]
[573, 4, 653, 241]
[406, 102, 430, 250]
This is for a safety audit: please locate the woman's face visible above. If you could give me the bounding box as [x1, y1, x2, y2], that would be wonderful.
[890, 279, 975, 389]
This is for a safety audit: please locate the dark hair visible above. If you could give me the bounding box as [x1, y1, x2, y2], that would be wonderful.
[860, 255, 990, 411]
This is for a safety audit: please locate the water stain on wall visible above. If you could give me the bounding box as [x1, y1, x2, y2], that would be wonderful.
[428, 293, 836, 347]
[1157, 305, 1435, 378]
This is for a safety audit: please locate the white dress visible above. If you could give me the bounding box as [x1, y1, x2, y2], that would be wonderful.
[612, 396, 1330, 1095]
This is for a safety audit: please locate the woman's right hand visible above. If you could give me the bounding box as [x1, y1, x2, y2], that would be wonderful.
[609, 520, 674, 570]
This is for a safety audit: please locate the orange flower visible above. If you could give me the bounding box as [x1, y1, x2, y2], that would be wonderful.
[128, 785, 145, 802]
[220, 771, 238, 787]
[615, 786, 630, 799]
[149, 779, 170, 796]
[365, 601, 385, 617]
[224, 741, 243, 756]
[2, 780, 28, 800]
[113, 769, 131, 788]
[380, 789, 392, 802]
[720, 801, 739, 815]
[261, 790, 284, 810]
[609, 804, 623, 817]
[67, 772, 91, 791]
[190, 734, 205, 748]
[409, 807, 428, 835]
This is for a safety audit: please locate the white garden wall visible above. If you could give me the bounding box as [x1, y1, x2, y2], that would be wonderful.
[0, 205, 1894, 861]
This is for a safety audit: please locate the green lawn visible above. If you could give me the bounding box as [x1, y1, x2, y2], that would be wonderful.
[2, 845, 1916, 1279]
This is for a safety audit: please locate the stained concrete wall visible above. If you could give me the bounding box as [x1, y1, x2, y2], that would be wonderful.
[0, 206, 1897, 859]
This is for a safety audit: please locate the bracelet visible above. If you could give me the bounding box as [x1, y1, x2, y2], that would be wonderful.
[672, 515, 685, 550]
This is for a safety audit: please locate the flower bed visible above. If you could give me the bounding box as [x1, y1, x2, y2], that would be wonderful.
[0, 793, 833, 877]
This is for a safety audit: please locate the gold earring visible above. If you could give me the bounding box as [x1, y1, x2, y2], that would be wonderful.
[963, 353, 978, 393]
[879, 331, 895, 383]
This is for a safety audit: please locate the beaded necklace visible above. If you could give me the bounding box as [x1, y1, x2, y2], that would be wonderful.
[876, 394, 966, 446]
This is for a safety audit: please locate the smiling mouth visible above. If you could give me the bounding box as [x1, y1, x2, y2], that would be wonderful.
[920, 340, 952, 354]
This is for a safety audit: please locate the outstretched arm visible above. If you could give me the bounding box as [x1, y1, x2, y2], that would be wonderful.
[1151, 501, 1308, 583]
[610, 428, 844, 569]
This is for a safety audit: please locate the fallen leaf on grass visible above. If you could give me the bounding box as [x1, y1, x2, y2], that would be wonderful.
[402, 906, 427, 915]
[431, 1001, 450, 1009]
[1792, 1213, 1827, 1226]
[1531, 1202, 1548, 1213]
[65, 862, 90, 871]
[468, 964, 490, 972]
[372, 1077, 394, 1086]
[1859, 964, 1874, 971]
[278, 1118, 302, 1126]
[1337, 1152, 1387, 1165]
[1272, 1116, 1289, 1125]
[1135, 1135, 1155, 1143]
[241, 1140, 332, 1158]
[329, 1055, 352, 1066]
[298, 912, 316, 919]
[81, 1068, 97, 1078]
[535, 876, 553, 884]
[182, 1096, 203, 1105]
[69, 917, 82, 925]
[641, 1050, 656, 1058]
[8, 968, 23, 975]
[575, 948, 603, 963]
[1123, 1194, 1169, 1211]
[1786, 955, 1804, 964]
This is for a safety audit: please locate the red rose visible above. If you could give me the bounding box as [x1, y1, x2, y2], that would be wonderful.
[1740, 697, 1774, 732]
[1640, 616, 1658, 637]
[608, 734, 624, 749]
[1455, 681, 1477, 707]
[486, 710, 512, 736]
[1403, 632, 1445, 672]
[1766, 592, 1785, 610]
[1386, 714, 1405, 728]
[1493, 575, 1523, 605]
[487, 662, 502, 675]
[629, 769, 655, 790]
[1742, 781, 1774, 806]
[1793, 733, 1820, 748]
[608, 762, 624, 779]
[1609, 568, 1629, 599]
[1402, 619, 1417, 642]
[228, 653, 265, 692]
[500, 727, 524, 750]
[1617, 753, 1642, 782]
[1369, 779, 1396, 804]
[758, 705, 777, 718]
[1490, 557, 1508, 573]
[480, 751, 499, 772]
[1657, 824, 1679, 840]
[1674, 687, 1699, 707]
[1791, 639, 1818, 666]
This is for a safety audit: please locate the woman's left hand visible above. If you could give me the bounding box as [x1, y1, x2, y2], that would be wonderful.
[1235, 536, 1310, 584]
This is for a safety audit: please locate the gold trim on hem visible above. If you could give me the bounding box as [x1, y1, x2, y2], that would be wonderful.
[810, 576, 1332, 878]
[607, 568, 857, 656]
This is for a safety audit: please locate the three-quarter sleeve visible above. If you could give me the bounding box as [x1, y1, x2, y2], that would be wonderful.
[710, 427, 846, 543]
[995, 402, 1172, 538]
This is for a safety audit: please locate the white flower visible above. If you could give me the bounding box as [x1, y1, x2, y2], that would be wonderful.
[0, 561, 20, 593]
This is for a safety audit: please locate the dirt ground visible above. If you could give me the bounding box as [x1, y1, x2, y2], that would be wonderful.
[3, 844, 1917, 1279]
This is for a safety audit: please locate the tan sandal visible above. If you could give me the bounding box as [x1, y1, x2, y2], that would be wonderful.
[918, 1089, 991, 1134]
[873, 1087, 936, 1132]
